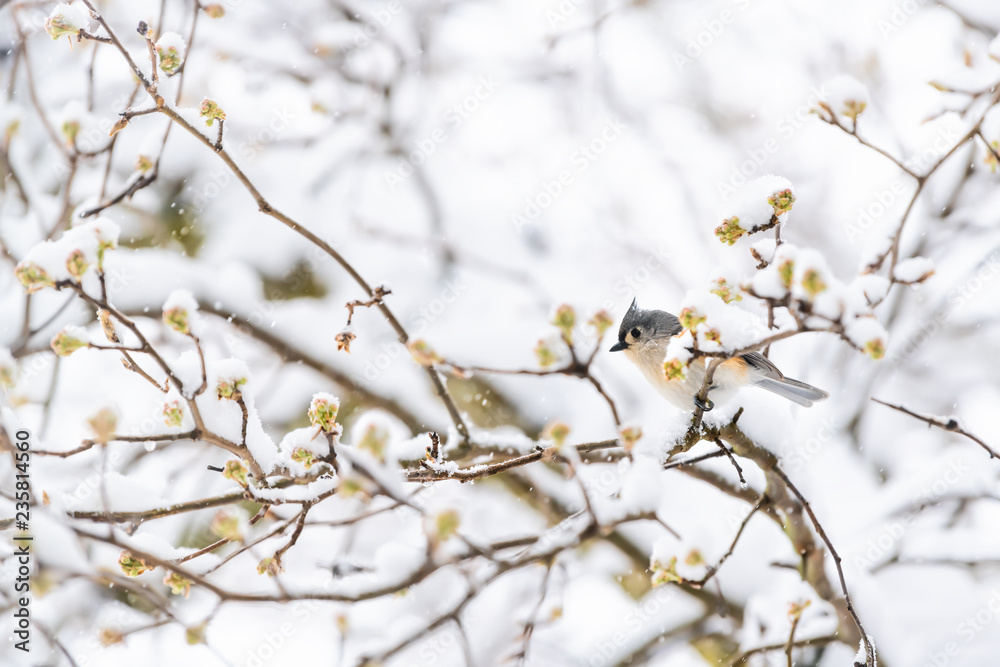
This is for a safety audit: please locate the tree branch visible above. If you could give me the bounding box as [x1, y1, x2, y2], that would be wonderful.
[872, 397, 998, 459]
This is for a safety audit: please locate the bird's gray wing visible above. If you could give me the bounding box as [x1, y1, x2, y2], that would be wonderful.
[740, 351, 784, 380]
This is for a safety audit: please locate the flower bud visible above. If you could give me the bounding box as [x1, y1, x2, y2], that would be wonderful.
[211, 509, 243, 541]
[650, 556, 681, 587]
[842, 99, 867, 121]
[45, 4, 92, 40]
[357, 422, 389, 462]
[186, 623, 207, 645]
[678, 308, 705, 331]
[407, 339, 443, 366]
[534, 338, 557, 367]
[256, 556, 283, 577]
[985, 139, 1000, 173]
[337, 476, 365, 499]
[0, 368, 14, 391]
[0, 349, 16, 390]
[162, 289, 199, 335]
[588, 309, 614, 336]
[216, 376, 247, 400]
[135, 154, 154, 173]
[199, 99, 226, 127]
[684, 549, 705, 567]
[801, 269, 827, 297]
[714, 217, 745, 245]
[119, 551, 154, 577]
[663, 359, 686, 381]
[542, 421, 570, 447]
[788, 599, 812, 620]
[163, 572, 191, 597]
[99, 628, 124, 646]
[767, 188, 795, 215]
[222, 459, 249, 486]
[619, 425, 643, 451]
[4, 115, 20, 143]
[15, 262, 54, 293]
[778, 259, 795, 289]
[335, 330, 356, 353]
[66, 249, 89, 280]
[308, 393, 340, 433]
[432, 510, 461, 542]
[162, 400, 184, 427]
[155, 33, 186, 74]
[552, 304, 576, 343]
[817, 75, 870, 124]
[92, 219, 120, 270]
[51, 329, 88, 357]
[864, 338, 885, 360]
[163, 306, 190, 335]
[61, 118, 80, 145]
[710, 277, 742, 303]
[291, 448, 316, 470]
[87, 407, 117, 445]
[108, 116, 129, 138]
[99, 310, 119, 343]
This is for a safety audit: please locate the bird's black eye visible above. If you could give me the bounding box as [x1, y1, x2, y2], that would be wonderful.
[630, 327, 641, 339]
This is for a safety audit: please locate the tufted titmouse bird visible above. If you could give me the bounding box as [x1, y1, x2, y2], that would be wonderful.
[609, 299, 828, 411]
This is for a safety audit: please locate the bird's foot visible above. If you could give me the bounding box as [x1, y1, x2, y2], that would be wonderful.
[694, 396, 714, 412]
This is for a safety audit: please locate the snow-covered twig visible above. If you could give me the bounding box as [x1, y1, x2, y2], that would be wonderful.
[772, 466, 875, 666]
[872, 397, 998, 460]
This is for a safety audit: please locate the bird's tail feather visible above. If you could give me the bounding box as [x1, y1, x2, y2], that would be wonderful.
[754, 377, 829, 407]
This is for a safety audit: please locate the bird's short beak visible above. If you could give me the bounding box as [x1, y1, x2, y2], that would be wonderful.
[609, 341, 627, 352]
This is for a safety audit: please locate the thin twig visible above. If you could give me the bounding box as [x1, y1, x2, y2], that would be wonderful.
[728, 634, 839, 666]
[713, 438, 746, 485]
[513, 562, 553, 665]
[678, 498, 764, 590]
[872, 398, 998, 459]
[785, 611, 802, 667]
[772, 466, 875, 666]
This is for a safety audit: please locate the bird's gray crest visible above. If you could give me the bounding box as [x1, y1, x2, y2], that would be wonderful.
[618, 299, 681, 342]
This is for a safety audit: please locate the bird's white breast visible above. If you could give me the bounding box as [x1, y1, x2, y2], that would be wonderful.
[625, 345, 748, 410]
